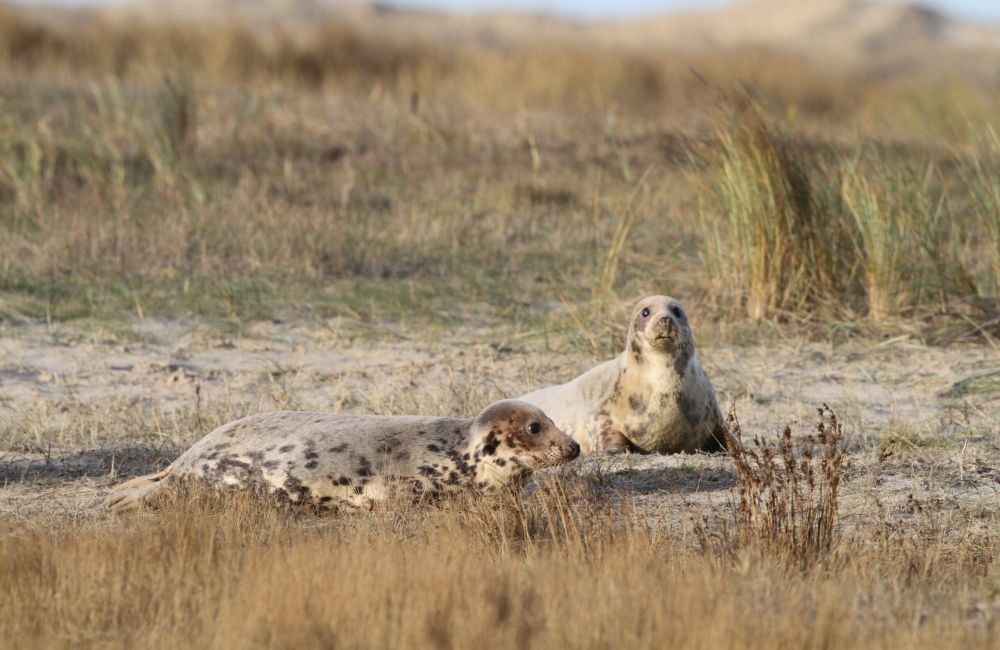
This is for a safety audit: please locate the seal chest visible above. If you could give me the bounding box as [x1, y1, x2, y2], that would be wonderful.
[103, 400, 580, 512]
[519, 295, 729, 454]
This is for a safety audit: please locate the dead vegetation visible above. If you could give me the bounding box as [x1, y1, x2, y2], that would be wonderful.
[698, 406, 847, 570]
[694, 102, 997, 327]
[1, 423, 998, 649]
[0, 5, 997, 343]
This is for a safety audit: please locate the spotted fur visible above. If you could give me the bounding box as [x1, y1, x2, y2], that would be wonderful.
[519, 295, 730, 454]
[103, 400, 579, 512]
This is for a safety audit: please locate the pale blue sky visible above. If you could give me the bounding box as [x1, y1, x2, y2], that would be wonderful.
[391, 0, 1000, 21]
[13, 0, 1000, 22]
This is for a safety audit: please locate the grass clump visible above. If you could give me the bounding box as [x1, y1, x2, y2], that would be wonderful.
[3, 454, 999, 649]
[966, 127, 1000, 300]
[696, 104, 849, 321]
[697, 104, 995, 331]
[840, 156, 978, 323]
[699, 405, 848, 570]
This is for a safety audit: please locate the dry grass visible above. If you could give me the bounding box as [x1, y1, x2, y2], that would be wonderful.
[1, 323, 998, 648]
[2, 439, 999, 649]
[0, 6, 997, 342]
[694, 105, 848, 320]
[696, 103, 997, 329]
[698, 406, 847, 570]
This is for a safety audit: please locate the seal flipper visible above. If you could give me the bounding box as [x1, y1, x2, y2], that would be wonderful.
[102, 467, 173, 512]
[699, 425, 727, 453]
[600, 429, 644, 454]
[700, 412, 740, 454]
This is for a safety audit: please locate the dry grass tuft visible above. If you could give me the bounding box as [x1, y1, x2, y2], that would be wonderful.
[696, 103, 997, 331]
[695, 104, 848, 321]
[2, 463, 999, 649]
[699, 405, 848, 570]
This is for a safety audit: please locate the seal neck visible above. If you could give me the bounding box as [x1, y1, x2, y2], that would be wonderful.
[622, 335, 693, 378]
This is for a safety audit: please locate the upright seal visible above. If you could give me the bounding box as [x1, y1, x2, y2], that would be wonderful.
[519, 295, 728, 454]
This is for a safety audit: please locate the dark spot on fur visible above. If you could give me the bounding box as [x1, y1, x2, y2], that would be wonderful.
[481, 432, 499, 456]
[418, 465, 440, 477]
[216, 456, 251, 475]
[305, 460, 319, 470]
[630, 337, 643, 362]
[393, 451, 410, 461]
[329, 443, 349, 453]
[446, 449, 474, 477]
[262, 460, 280, 470]
[357, 466, 373, 477]
[495, 458, 507, 467]
[283, 475, 312, 503]
[628, 394, 646, 414]
[338, 476, 352, 486]
[673, 346, 692, 377]
[353, 485, 365, 495]
[279, 444, 295, 453]
[426, 444, 441, 453]
[607, 376, 623, 406]
[675, 392, 702, 429]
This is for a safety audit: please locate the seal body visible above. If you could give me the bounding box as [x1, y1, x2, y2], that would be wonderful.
[519, 295, 728, 454]
[104, 400, 580, 512]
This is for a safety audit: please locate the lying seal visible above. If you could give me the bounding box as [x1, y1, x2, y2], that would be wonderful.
[104, 400, 579, 512]
[519, 295, 728, 454]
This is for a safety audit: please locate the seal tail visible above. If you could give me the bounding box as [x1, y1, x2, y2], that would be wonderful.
[103, 467, 173, 512]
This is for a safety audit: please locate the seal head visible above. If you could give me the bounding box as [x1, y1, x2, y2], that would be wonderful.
[628, 295, 694, 371]
[470, 400, 581, 486]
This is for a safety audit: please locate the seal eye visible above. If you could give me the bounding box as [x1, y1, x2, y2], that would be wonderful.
[670, 306, 684, 319]
[526, 421, 542, 435]
[640, 307, 650, 319]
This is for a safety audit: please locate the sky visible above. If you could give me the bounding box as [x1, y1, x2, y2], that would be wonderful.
[390, 0, 1000, 21]
[13, 0, 1000, 22]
